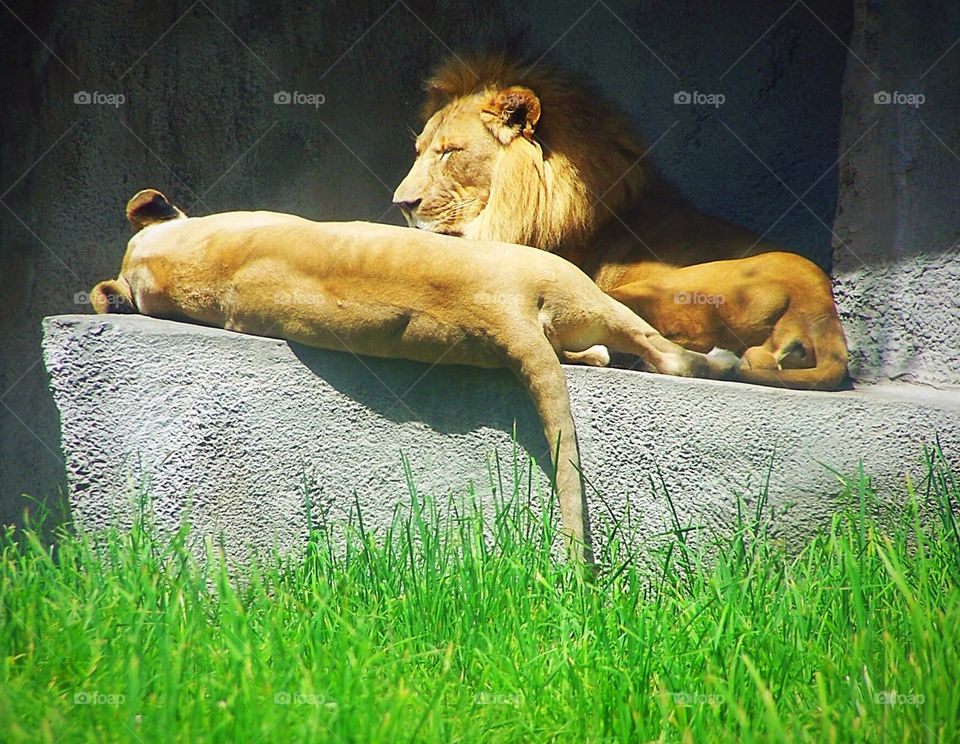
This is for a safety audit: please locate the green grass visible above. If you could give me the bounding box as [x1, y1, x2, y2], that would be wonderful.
[1, 448, 959, 743]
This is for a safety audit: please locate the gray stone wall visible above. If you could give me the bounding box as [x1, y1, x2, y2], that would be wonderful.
[43, 315, 960, 564]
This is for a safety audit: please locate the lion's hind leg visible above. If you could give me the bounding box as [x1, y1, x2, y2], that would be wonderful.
[736, 315, 810, 372]
[734, 315, 848, 390]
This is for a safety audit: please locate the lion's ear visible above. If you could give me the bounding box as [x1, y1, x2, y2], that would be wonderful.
[126, 189, 186, 232]
[481, 86, 541, 144]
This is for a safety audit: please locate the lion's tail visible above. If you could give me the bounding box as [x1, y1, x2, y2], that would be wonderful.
[734, 314, 849, 391]
[90, 277, 137, 314]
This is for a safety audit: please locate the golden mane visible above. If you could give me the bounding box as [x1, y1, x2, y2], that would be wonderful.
[420, 54, 676, 252]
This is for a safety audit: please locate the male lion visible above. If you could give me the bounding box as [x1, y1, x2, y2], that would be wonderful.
[91, 189, 737, 563]
[393, 54, 849, 390]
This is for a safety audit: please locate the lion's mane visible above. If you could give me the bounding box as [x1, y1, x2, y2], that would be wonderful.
[420, 54, 678, 252]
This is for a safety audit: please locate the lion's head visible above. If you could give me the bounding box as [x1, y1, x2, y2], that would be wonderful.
[393, 54, 670, 252]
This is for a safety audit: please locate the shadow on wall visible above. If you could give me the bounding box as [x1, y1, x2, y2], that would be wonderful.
[287, 342, 550, 467]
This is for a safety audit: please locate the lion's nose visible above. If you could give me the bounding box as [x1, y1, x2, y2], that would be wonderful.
[394, 198, 421, 214]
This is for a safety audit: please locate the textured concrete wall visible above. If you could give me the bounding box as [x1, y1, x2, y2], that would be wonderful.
[43, 315, 959, 565]
[832, 0, 960, 387]
[2, 1, 853, 525]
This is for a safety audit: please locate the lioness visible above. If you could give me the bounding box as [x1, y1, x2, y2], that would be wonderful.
[92, 189, 737, 563]
[394, 54, 849, 390]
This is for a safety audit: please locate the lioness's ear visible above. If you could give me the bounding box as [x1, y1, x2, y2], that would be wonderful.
[481, 86, 541, 144]
[126, 188, 186, 232]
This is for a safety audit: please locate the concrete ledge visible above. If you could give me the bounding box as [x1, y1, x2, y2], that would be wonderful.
[42, 315, 959, 563]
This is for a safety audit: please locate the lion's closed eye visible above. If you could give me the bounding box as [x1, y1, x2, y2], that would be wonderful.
[438, 145, 464, 162]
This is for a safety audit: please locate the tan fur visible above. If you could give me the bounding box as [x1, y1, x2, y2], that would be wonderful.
[394, 54, 849, 391]
[93, 189, 740, 564]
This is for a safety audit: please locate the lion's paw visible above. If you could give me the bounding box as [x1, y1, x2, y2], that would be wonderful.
[706, 347, 740, 377]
